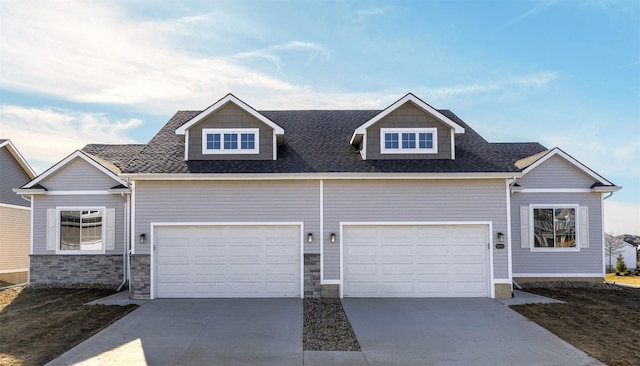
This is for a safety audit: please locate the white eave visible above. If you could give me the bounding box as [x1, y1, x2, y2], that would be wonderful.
[121, 172, 522, 181]
[13, 188, 47, 195]
[175, 93, 285, 136]
[349, 93, 465, 145]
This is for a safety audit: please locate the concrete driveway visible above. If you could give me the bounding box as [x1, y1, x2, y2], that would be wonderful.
[47, 296, 603, 366]
[48, 298, 304, 366]
[341, 298, 603, 366]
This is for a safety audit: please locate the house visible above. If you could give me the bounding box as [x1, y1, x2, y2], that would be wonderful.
[15, 93, 621, 299]
[1, 139, 36, 284]
[605, 240, 637, 271]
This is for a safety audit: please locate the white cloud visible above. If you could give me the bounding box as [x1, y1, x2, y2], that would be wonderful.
[0, 105, 141, 173]
[356, 7, 392, 17]
[421, 72, 559, 99]
[605, 200, 640, 236]
[231, 41, 331, 70]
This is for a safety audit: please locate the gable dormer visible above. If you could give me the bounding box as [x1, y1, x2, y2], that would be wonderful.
[350, 93, 465, 160]
[175, 94, 284, 161]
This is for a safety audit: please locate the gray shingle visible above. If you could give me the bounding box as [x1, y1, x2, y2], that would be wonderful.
[120, 109, 546, 174]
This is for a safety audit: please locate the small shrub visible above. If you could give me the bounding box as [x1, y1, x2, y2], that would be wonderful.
[615, 272, 621, 276]
[615, 254, 627, 273]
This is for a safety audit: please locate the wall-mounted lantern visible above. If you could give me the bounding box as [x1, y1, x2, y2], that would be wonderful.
[139, 233, 146, 244]
[330, 233, 336, 243]
[307, 233, 313, 243]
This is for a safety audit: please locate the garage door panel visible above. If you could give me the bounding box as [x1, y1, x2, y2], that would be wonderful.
[344, 224, 488, 298]
[156, 225, 300, 298]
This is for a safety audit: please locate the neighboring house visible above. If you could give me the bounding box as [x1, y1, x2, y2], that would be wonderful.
[15, 93, 621, 299]
[605, 240, 637, 271]
[1, 139, 36, 284]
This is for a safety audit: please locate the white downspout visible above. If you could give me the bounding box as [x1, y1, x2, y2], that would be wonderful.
[116, 191, 129, 292]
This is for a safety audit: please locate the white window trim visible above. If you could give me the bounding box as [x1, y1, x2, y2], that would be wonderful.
[380, 128, 437, 154]
[55, 207, 106, 255]
[529, 204, 580, 252]
[202, 128, 259, 154]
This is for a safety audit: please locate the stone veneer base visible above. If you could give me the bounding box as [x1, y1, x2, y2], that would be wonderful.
[30, 255, 123, 287]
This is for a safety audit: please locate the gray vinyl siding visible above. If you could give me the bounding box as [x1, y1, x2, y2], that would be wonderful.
[323, 179, 508, 281]
[511, 192, 603, 274]
[519, 155, 597, 188]
[32, 195, 126, 254]
[0, 146, 32, 207]
[187, 103, 274, 160]
[39, 158, 121, 190]
[365, 102, 452, 160]
[0, 205, 30, 271]
[133, 180, 320, 255]
[511, 154, 606, 275]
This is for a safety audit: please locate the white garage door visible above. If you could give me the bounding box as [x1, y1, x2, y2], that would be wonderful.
[155, 225, 300, 298]
[344, 224, 488, 297]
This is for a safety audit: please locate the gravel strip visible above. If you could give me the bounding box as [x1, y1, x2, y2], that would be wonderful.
[303, 298, 361, 351]
[521, 281, 622, 290]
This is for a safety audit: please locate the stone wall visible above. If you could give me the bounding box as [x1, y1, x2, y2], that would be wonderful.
[304, 254, 321, 297]
[130, 255, 150, 299]
[30, 255, 123, 287]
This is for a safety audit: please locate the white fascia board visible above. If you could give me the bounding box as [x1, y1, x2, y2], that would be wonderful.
[13, 188, 46, 195]
[122, 172, 524, 181]
[592, 186, 622, 193]
[23, 150, 128, 189]
[522, 147, 616, 186]
[175, 94, 284, 136]
[1, 140, 37, 178]
[353, 93, 466, 136]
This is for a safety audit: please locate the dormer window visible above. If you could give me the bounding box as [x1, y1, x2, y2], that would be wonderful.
[202, 128, 259, 154]
[380, 128, 437, 154]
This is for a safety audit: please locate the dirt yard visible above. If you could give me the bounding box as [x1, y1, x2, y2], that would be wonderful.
[513, 283, 640, 366]
[0, 285, 137, 366]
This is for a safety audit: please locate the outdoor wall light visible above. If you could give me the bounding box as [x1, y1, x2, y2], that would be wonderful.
[140, 233, 146, 244]
[497, 232, 504, 243]
[307, 233, 313, 243]
[330, 233, 336, 243]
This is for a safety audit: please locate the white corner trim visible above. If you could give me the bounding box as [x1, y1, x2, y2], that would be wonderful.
[24, 150, 128, 188]
[273, 130, 277, 161]
[505, 179, 513, 283]
[450, 133, 455, 160]
[319, 180, 324, 284]
[184, 130, 189, 161]
[175, 94, 284, 135]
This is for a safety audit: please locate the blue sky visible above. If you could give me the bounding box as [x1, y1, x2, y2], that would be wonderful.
[1, 0, 638, 234]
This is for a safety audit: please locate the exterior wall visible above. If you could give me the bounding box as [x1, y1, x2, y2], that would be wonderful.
[0, 205, 30, 279]
[512, 153, 605, 280]
[32, 194, 127, 254]
[365, 102, 452, 160]
[518, 155, 596, 189]
[304, 254, 321, 298]
[130, 255, 150, 299]
[133, 180, 321, 255]
[30, 255, 123, 287]
[187, 103, 274, 160]
[39, 158, 120, 191]
[323, 179, 509, 281]
[0, 146, 31, 207]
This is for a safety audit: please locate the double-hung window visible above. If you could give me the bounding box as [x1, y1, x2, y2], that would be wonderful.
[202, 128, 259, 154]
[380, 128, 437, 154]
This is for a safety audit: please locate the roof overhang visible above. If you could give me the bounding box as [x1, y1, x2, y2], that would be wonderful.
[13, 188, 47, 195]
[350, 93, 465, 145]
[121, 172, 523, 181]
[175, 94, 284, 136]
[0, 140, 37, 179]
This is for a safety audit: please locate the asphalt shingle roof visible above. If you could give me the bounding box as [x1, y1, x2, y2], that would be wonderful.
[79, 109, 546, 175]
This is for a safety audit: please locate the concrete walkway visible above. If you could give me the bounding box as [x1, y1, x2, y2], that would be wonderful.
[47, 295, 603, 366]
